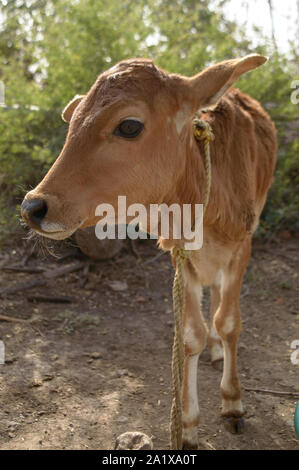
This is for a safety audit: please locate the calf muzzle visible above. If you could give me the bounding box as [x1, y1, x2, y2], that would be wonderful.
[21, 198, 48, 228]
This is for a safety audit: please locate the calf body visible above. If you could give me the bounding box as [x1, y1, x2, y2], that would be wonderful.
[163, 89, 276, 447]
[21, 56, 277, 449]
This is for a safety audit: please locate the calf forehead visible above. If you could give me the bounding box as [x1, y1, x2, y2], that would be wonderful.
[67, 59, 180, 145]
[98, 59, 171, 103]
[85, 60, 174, 116]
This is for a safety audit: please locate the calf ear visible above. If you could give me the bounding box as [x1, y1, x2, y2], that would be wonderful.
[186, 55, 267, 111]
[62, 95, 85, 123]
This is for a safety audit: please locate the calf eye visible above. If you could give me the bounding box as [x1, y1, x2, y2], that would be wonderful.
[113, 119, 144, 138]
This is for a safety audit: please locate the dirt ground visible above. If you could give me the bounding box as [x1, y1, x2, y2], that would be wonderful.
[0, 236, 298, 450]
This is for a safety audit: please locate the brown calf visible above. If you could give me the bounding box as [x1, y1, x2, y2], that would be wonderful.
[21, 55, 277, 449]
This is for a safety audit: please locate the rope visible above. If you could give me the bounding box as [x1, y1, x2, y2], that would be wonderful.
[169, 111, 214, 450]
[193, 111, 214, 212]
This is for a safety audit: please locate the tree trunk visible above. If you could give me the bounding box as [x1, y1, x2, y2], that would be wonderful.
[267, 0, 277, 50]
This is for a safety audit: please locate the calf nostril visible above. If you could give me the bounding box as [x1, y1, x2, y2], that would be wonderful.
[21, 199, 48, 226]
[31, 202, 48, 224]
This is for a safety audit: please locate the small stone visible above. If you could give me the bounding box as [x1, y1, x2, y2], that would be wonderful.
[43, 374, 54, 381]
[135, 296, 147, 303]
[90, 352, 102, 359]
[7, 421, 19, 428]
[117, 369, 129, 377]
[28, 379, 43, 388]
[116, 416, 129, 424]
[107, 280, 128, 292]
[114, 431, 153, 450]
[5, 356, 16, 364]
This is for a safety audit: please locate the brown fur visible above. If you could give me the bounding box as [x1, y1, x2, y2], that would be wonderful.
[162, 88, 276, 243]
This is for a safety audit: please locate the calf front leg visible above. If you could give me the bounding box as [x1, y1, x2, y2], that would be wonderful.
[213, 239, 251, 432]
[181, 273, 208, 449]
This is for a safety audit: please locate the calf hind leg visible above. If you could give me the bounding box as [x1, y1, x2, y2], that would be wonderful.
[213, 239, 251, 433]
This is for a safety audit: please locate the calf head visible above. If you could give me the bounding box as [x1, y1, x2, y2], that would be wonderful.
[21, 55, 266, 239]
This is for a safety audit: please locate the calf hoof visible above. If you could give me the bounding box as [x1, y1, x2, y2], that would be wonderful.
[223, 416, 245, 434]
[182, 428, 198, 449]
[182, 439, 198, 450]
[182, 441, 198, 450]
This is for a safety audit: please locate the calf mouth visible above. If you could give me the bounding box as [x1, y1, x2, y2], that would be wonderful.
[21, 196, 86, 240]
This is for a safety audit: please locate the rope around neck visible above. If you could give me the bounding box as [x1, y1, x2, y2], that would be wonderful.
[170, 111, 214, 450]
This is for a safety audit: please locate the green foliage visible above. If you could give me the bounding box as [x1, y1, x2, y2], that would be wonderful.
[0, 0, 150, 240]
[0, 0, 298, 241]
[237, 54, 299, 237]
[148, 0, 253, 74]
[38, 0, 150, 106]
[260, 138, 299, 236]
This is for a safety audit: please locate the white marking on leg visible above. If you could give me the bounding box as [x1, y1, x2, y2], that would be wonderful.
[222, 314, 234, 335]
[222, 344, 233, 395]
[210, 323, 220, 341]
[182, 277, 206, 446]
[222, 398, 244, 415]
[182, 354, 200, 447]
[183, 354, 200, 422]
[215, 269, 223, 288]
[209, 323, 224, 362]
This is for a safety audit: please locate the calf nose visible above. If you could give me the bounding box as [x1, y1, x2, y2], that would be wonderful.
[21, 198, 48, 227]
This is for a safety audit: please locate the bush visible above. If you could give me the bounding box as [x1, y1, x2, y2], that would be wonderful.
[0, 0, 298, 242]
[0, 106, 67, 240]
[260, 138, 299, 236]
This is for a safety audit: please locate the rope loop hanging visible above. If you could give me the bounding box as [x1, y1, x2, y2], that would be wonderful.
[170, 111, 214, 450]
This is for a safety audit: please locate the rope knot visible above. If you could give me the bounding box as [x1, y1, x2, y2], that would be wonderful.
[172, 246, 191, 262]
[193, 112, 214, 143]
